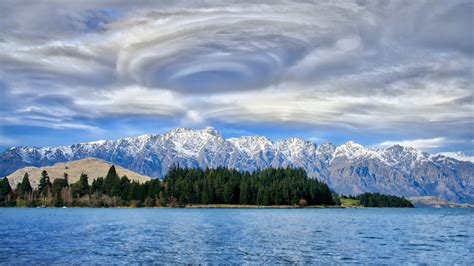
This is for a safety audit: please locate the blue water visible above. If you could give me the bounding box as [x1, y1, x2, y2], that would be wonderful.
[0, 208, 472, 264]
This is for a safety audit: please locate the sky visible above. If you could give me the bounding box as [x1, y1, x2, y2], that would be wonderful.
[0, 0, 473, 154]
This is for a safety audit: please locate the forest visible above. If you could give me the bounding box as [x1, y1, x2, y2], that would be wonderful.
[0, 165, 335, 207]
[0, 165, 412, 208]
[340, 193, 413, 208]
[357, 192, 414, 207]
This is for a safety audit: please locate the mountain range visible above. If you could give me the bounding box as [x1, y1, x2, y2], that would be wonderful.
[1, 127, 472, 203]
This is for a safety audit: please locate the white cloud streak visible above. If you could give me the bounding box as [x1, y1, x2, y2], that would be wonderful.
[378, 137, 450, 150]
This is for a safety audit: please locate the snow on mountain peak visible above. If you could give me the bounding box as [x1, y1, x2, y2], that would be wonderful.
[203, 126, 220, 136]
[85, 139, 107, 145]
[435, 152, 474, 163]
[317, 142, 335, 153]
[1, 127, 473, 204]
[333, 141, 387, 163]
[165, 127, 222, 139]
[335, 141, 365, 154]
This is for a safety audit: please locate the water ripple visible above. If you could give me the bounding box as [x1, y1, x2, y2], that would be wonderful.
[0, 208, 472, 264]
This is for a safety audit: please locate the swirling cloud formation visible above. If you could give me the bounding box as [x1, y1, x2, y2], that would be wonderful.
[0, 0, 472, 152]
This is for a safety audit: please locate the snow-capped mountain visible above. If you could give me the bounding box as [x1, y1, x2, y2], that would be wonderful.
[1, 127, 473, 203]
[434, 152, 474, 163]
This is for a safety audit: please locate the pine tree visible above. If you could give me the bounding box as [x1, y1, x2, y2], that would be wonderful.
[105, 165, 120, 196]
[223, 181, 233, 204]
[63, 173, 69, 187]
[17, 173, 32, 197]
[0, 177, 13, 206]
[38, 170, 52, 197]
[91, 177, 105, 194]
[78, 173, 90, 197]
[52, 178, 67, 207]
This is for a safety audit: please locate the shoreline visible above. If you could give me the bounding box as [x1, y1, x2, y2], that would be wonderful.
[1, 204, 355, 209]
[184, 204, 347, 209]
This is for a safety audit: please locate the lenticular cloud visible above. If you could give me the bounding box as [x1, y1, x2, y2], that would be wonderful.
[116, 9, 318, 93]
[0, 0, 472, 151]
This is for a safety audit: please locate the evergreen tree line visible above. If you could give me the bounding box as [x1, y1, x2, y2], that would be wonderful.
[0, 165, 336, 207]
[164, 166, 335, 206]
[339, 193, 413, 207]
[357, 192, 414, 207]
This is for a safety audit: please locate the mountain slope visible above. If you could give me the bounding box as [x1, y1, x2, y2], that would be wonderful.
[6, 157, 151, 188]
[409, 196, 474, 208]
[1, 127, 472, 203]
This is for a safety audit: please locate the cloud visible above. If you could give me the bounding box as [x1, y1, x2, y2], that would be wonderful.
[377, 137, 451, 150]
[0, 0, 472, 151]
[0, 135, 16, 146]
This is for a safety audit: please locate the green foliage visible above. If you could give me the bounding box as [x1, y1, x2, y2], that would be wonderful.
[0, 177, 14, 206]
[91, 177, 105, 194]
[358, 193, 413, 207]
[105, 165, 121, 197]
[162, 166, 335, 206]
[38, 170, 52, 197]
[6, 164, 413, 208]
[0, 177, 12, 196]
[63, 173, 69, 187]
[339, 197, 360, 207]
[71, 173, 90, 198]
[17, 173, 33, 197]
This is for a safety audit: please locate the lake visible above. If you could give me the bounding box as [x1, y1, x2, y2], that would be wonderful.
[0, 208, 472, 264]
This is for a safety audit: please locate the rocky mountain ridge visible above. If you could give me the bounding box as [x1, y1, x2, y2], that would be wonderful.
[1, 127, 472, 203]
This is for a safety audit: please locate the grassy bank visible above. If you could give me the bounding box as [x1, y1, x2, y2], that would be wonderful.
[340, 198, 361, 207]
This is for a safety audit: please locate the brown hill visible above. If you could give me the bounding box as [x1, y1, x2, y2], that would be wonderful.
[6, 157, 152, 188]
[409, 196, 474, 208]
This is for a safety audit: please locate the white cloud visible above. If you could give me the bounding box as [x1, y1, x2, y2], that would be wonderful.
[0, 0, 472, 149]
[377, 137, 448, 150]
[0, 135, 17, 146]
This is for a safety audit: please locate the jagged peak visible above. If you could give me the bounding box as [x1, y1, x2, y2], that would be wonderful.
[3, 127, 472, 169]
[339, 140, 365, 149]
[166, 127, 194, 134]
[383, 144, 428, 160]
[434, 151, 474, 163]
[278, 137, 311, 145]
[317, 142, 336, 153]
[318, 142, 336, 148]
[386, 144, 404, 151]
[203, 126, 220, 136]
[235, 135, 271, 142]
[165, 127, 222, 137]
[122, 133, 158, 142]
[332, 140, 388, 163]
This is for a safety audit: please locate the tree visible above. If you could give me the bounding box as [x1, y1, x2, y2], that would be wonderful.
[105, 165, 121, 197]
[0, 177, 13, 206]
[17, 173, 32, 197]
[91, 177, 105, 194]
[119, 175, 131, 201]
[52, 178, 67, 207]
[357, 192, 413, 208]
[71, 173, 90, 199]
[2, 165, 344, 208]
[78, 173, 90, 197]
[239, 180, 249, 205]
[223, 181, 233, 204]
[38, 170, 52, 197]
[63, 173, 69, 187]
